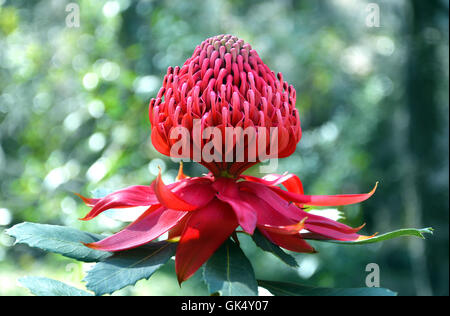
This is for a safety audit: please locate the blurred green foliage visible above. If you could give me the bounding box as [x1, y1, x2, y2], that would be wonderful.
[0, 0, 448, 296]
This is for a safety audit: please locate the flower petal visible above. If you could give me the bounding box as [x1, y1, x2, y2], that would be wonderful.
[84, 206, 188, 252]
[305, 217, 366, 234]
[265, 173, 304, 195]
[213, 178, 257, 234]
[240, 181, 373, 242]
[173, 178, 216, 207]
[260, 218, 307, 235]
[269, 182, 378, 207]
[78, 186, 159, 221]
[300, 231, 375, 242]
[259, 229, 316, 253]
[151, 126, 171, 156]
[74, 193, 99, 207]
[302, 223, 369, 241]
[167, 213, 192, 240]
[241, 173, 304, 194]
[286, 203, 369, 239]
[239, 190, 294, 227]
[239, 181, 305, 222]
[175, 199, 238, 283]
[154, 171, 199, 211]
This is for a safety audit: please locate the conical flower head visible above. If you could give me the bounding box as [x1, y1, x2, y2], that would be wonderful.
[149, 35, 301, 176]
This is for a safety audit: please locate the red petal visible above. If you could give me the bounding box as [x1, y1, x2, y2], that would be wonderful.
[168, 212, 192, 240]
[241, 173, 304, 194]
[172, 178, 216, 207]
[213, 178, 257, 234]
[260, 229, 316, 253]
[269, 182, 378, 207]
[302, 222, 368, 241]
[286, 206, 370, 241]
[239, 190, 294, 227]
[260, 218, 306, 235]
[151, 126, 171, 156]
[305, 216, 365, 234]
[300, 230, 375, 242]
[240, 181, 373, 241]
[267, 173, 304, 195]
[74, 193, 99, 207]
[84, 206, 188, 251]
[78, 185, 159, 221]
[175, 199, 238, 283]
[283, 203, 370, 239]
[239, 181, 304, 222]
[154, 171, 199, 211]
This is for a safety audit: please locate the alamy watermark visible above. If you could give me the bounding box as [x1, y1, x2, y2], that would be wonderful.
[365, 3, 380, 28]
[65, 3, 80, 28]
[365, 263, 380, 287]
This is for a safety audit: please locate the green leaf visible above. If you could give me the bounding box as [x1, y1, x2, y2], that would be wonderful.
[6, 222, 111, 262]
[258, 280, 397, 296]
[325, 227, 434, 245]
[84, 241, 177, 296]
[19, 276, 93, 296]
[203, 239, 258, 296]
[251, 229, 298, 267]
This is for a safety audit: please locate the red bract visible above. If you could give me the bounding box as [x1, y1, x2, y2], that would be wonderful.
[149, 34, 300, 176]
[80, 164, 377, 283]
[79, 35, 378, 284]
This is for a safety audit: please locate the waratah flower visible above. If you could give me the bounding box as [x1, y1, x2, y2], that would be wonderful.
[78, 35, 378, 284]
[149, 34, 300, 176]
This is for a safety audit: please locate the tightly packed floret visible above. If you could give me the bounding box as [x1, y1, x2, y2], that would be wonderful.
[149, 35, 301, 175]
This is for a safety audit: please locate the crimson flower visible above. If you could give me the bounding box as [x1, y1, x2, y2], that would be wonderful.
[149, 34, 300, 176]
[78, 35, 377, 284]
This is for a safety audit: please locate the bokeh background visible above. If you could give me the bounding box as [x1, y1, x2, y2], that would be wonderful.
[0, 0, 448, 296]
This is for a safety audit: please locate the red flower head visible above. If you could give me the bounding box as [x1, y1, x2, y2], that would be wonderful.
[149, 34, 301, 176]
[79, 35, 378, 284]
